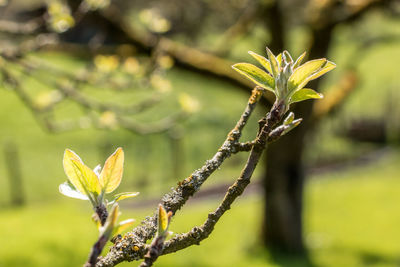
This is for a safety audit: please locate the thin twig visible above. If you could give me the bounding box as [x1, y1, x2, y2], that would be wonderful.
[232, 141, 255, 153]
[58, 82, 162, 115]
[0, 18, 43, 34]
[117, 112, 187, 135]
[3, 58, 181, 135]
[138, 237, 164, 267]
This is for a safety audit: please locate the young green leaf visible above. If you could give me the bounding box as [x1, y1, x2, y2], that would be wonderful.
[158, 204, 170, 236]
[293, 51, 307, 69]
[59, 181, 89, 200]
[266, 47, 279, 77]
[232, 63, 275, 92]
[290, 88, 323, 104]
[113, 192, 140, 202]
[282, 118, 302, 135]
[248, 51, 272, 74]
[99, 147, 124, 193]
[283, 50, 293, 64]
[113, 219, 135, 236]
[283, 112, 294, 125]
[109, 204, 119, 226]
[307, 61, 336, 81]
[63, 149, 87, 195]
[71, 159, 101, 195]
[288, 59, 327, 92]
[276, 53, 282, 69]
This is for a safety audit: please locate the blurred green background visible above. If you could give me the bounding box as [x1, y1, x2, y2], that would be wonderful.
[1, 0, 400, 266]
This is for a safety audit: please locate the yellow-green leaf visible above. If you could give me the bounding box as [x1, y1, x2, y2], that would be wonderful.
[290, 88, 323, 104]
[283, 112, 294, 125]
[266, 47, 279, 77]
[232, 63, 275, 92]
[276, 53, 282, 68]
[71, 159, 101, 195]
[283, 50, 293, 64]
[113, 219, 135, 236]
[308, 61, 336, 81]
[109, 203, 119, 226]
[158, 204, 169, 235]
[113, 192, 140, 202]
[99, 147, 124, 193]
[288, 59, 327, 92]
[63, 149, 85, 194]
[248, 51, 272, 74]
[293, 51, 307, 69]
[63, 149, 100, 196]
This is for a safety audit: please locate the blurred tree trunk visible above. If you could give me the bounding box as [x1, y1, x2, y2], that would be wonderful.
[263, 106, 309, 251]
[261, 19, 334, 251]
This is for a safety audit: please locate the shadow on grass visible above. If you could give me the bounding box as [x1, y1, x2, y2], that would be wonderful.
[246, 243, 316, 267]
[267, 248, 400, 267]
[268, 249, 316, 267]
[266, 246, 400, 267]
[356, 249, 400, 266]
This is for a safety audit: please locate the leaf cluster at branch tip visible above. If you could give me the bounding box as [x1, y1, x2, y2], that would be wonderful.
[60, 147, 139, 220]
[232, 47, 336, 109]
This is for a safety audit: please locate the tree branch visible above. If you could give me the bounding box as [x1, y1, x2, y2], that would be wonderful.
[138, 237, 164, 267]
[117, 112, 188, 135]
[232, 141, 255, 153]
[0, 18, 44, 34]
[2, 53, 183, 135]
[213, 2, 259, 56]
[58, 82, 162, 116]
[95, 87, 264, 267]
[162, 100, 286, 255]
[98, 4, 254, 93]
[307, 0, 391, 29]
